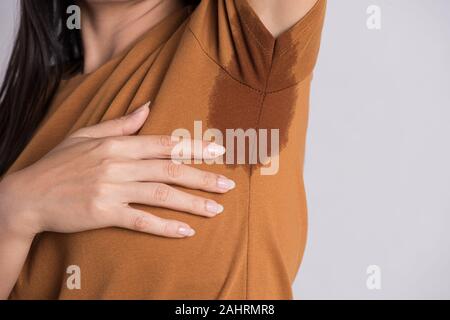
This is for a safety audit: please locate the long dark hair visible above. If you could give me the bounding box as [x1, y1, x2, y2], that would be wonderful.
[0, 0, 200, 176]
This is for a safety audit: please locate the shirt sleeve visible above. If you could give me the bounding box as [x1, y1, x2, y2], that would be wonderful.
[188, 0, 327, 93]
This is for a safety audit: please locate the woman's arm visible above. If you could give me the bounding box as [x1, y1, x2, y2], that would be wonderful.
[0, 102, 235, 299]
[0, 202, 34, 299]
[247, 0, 320, 37]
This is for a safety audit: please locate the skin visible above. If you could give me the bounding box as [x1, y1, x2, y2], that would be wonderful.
[247, 0, 319, 37]
[0, 0, 319, 299]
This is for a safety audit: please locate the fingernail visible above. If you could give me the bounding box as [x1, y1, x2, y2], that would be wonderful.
[178, 226, 195, 237]
[217, 177, 236, 190]
[206, 143, 226, 158]
[206, 200, 224, 214]
[130, 101, 151, 116]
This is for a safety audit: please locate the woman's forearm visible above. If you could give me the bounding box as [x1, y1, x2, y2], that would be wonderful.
[0, 229, 33, 299]
[0, 176, 35, 299]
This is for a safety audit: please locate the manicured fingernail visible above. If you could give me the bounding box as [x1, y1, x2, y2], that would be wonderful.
[217, 177, 236, 190]
[131, 101, 151, 115]
[206, 143, 226, 158]
[206, 200, 224, 214]
[178, 226, 195, 237]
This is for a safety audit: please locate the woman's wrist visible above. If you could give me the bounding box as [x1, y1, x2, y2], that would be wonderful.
[0, 174, 38, 241]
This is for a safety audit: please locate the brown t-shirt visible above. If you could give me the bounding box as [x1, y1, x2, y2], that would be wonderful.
[8, 0, 326, 299]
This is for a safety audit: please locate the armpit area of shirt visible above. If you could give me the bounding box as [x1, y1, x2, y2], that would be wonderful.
[188, 0, 327, 92]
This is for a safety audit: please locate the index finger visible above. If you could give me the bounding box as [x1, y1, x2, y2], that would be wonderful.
[104, 135, 226, 160]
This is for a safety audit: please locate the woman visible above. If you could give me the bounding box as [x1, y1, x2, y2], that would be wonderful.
[0, 0, 326, 299]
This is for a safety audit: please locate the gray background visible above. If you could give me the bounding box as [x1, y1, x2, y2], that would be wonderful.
[1, 0, 449, 299]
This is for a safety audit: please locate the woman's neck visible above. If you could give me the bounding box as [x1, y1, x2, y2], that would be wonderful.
[79, 0, 183, 74]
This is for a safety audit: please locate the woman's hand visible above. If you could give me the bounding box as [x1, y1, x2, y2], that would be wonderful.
[0, 102, 235, 241]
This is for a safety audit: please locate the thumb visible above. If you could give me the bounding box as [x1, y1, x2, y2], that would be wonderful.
[71, 101, 151, 139]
